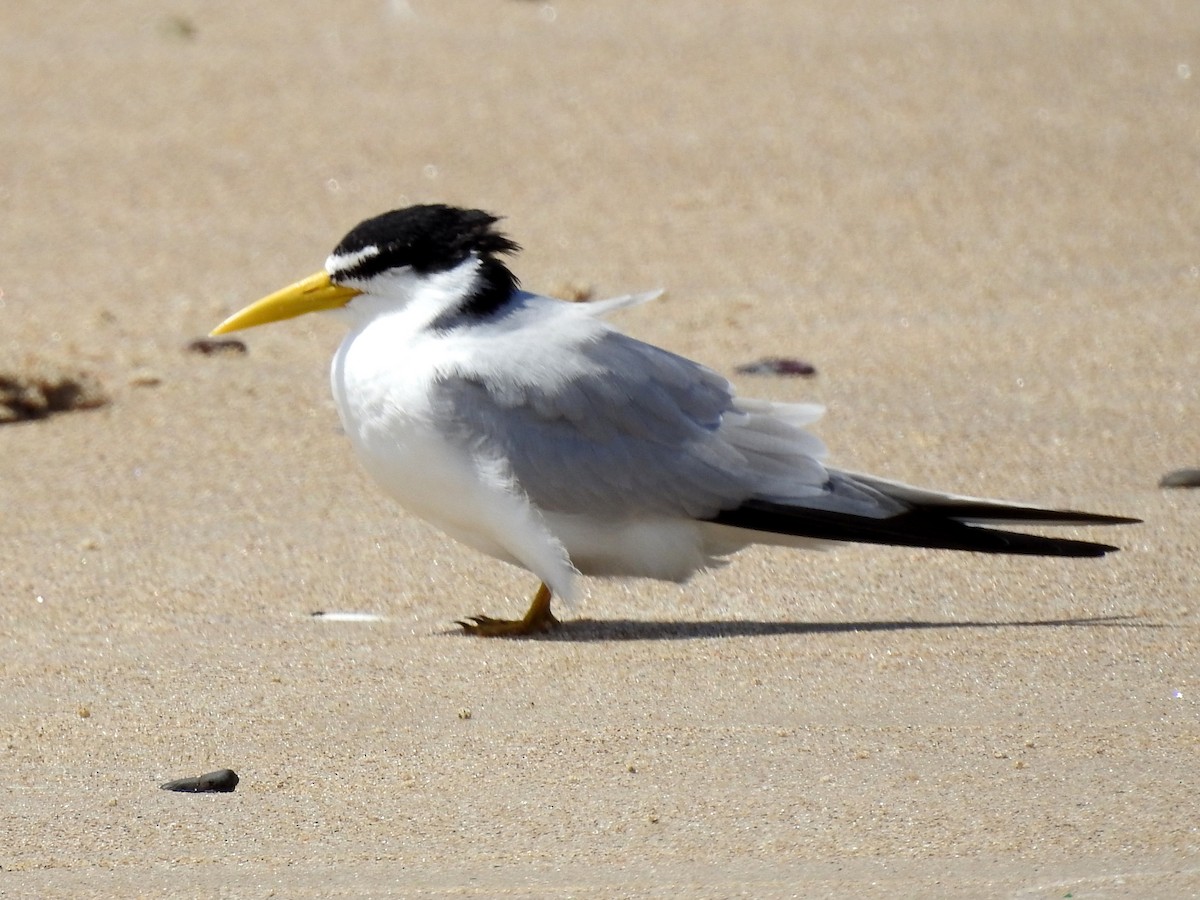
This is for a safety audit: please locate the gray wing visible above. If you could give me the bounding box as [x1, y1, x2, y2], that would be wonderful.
[431, 312, 832, 521]
[428, 294, 1137, 558]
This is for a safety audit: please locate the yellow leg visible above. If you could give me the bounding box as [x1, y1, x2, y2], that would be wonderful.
[457, 582, 560, 637]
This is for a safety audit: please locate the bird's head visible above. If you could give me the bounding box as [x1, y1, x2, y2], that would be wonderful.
[210, 204, 520, 336]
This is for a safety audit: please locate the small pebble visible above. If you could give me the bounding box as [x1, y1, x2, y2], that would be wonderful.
[1159, 468, 1200, 488]
[186, 337, 248, 356]
[128, 369, 162, 388]
[734, 356, 817, 377]
[160, 768, 240, 793]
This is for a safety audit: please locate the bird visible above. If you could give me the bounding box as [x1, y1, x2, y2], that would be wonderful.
[211, 204, 1139, 636]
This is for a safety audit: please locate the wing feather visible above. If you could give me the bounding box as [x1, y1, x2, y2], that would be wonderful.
[426, 291, 1135, 560]
[430, 296, 832, 521]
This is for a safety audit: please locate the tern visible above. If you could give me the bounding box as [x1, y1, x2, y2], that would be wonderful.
[211, 204, 1138, 636]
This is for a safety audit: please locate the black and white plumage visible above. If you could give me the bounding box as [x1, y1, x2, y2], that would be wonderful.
[212, 204, 1138, 635]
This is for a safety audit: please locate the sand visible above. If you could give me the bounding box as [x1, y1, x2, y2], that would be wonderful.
[2, 1, 1198, 896]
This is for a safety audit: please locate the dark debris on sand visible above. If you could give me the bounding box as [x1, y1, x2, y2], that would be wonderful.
[185, 337, 248, 356]
[160, 768, 240, 793]
[1160, 468, 1200, 488]
[734, 356, 817, 377]
[0, 367, 108, 423]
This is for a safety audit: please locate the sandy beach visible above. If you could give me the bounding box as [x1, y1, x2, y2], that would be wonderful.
[3, 1, 1198, 895]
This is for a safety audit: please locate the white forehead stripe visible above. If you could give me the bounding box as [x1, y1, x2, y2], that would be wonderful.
[326, 244, 380, 276]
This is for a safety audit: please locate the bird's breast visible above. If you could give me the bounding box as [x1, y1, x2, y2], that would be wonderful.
[329, 325, 496, 535]
[333, 326, 420, 432]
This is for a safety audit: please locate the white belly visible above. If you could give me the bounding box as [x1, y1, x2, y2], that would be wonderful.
[329, 324, 579, 598]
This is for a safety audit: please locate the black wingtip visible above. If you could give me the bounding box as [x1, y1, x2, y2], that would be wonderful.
[942, 508, 1142, 527]
[1092, 515, 1142, 526]
[707, 500, 1134, 558]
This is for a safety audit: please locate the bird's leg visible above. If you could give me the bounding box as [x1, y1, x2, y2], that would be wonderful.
[457, 582, 560, 637]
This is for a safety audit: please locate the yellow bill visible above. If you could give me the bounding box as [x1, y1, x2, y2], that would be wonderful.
[210, 271, 362, 335]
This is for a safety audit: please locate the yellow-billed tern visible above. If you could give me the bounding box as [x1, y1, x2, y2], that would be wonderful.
[212, 204, 1138, 636]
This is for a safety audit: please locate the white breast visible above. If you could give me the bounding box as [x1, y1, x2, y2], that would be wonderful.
[328, 309, 579, 599]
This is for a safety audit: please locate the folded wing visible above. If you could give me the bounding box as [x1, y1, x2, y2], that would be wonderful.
[433, 293, 1137, 558]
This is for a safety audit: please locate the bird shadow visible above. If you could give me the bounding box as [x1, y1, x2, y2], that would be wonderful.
[496, 613, 1154, 642]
